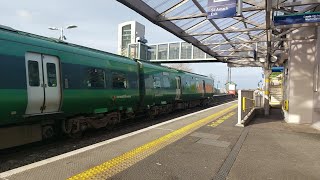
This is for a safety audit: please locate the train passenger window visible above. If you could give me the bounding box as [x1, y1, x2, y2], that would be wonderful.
[153, 77, 161, 88]
[46, 63, 57, 87]
[28, 60, 40, 86]
[113, 73, 128, 89]
[144, 75, 154, 89]
[162, 76, 170, 88]
[128, 72, 138, 89]
[86, 68, 106, 89]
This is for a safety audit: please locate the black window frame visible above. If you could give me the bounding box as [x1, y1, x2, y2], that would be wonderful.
[112, 72, 128, 89]
[85, 67, 106, 89]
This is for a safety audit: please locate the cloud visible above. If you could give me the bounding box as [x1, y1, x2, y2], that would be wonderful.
[16, 10, 32, 20]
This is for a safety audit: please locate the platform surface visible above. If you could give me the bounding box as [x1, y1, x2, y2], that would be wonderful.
[1, 104, 320, 180]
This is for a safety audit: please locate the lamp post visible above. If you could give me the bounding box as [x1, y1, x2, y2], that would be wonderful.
[48, 25, 77, 41]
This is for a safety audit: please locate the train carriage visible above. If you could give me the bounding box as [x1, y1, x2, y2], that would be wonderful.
[0, 26, 216, 149]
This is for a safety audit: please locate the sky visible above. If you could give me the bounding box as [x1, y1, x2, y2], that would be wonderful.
[2, 0, 263, 89]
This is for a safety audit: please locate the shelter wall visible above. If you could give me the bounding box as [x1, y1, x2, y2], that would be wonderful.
[284, 27, 320, 126]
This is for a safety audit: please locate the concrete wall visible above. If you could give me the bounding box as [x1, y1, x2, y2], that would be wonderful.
[284, 27, 320, 125]
[312, 27, 320, 130]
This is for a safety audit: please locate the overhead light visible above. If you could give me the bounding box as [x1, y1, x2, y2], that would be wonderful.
[259, 57, 266, 63]
[48, 25, 78, 41]
[66, 25, 78, 29]
[48, 27, 59, 30]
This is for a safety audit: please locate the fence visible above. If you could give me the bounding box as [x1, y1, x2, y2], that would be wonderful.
[237, 90, 263, 126]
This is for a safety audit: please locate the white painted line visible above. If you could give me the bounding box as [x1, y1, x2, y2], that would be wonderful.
[154, 127, 174, 131]
[0, 100, 236, 178]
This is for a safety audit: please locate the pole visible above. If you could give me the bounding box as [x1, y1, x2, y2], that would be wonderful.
[60, 28, 64, 40]
[264, 0, 272, 116]
[227, 67, 230, 83]
[230, 67, 232, 82]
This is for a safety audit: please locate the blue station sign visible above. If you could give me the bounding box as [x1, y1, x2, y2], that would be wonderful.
[274, 12, 320, 26]
[207, 0, 237, 19]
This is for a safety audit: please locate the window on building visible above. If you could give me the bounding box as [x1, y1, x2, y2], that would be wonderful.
[85, 68, 106, 89]
[169, 43, 180, 59]
[158, 44, 168, 60]
[113, 72, 128, 89]
[28, 60, 40, 86]
[193, 46, 205, 59]
[149, 45, 156, 60]
[181, 42, 192, 59]
[121, 24, 131, 54]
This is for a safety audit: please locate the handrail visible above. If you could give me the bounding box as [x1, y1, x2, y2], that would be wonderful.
[242, 97, 255, 112]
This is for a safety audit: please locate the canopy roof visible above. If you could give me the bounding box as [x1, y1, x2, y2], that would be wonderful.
[117, 0, 320, 67]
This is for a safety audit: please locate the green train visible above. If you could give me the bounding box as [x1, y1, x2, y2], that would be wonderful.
[0, 26, 215, 149]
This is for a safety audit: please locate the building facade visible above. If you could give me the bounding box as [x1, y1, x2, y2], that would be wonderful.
[117, 21, 145, 57]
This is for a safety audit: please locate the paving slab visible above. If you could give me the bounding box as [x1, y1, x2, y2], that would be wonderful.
[228, 109, 320, 180]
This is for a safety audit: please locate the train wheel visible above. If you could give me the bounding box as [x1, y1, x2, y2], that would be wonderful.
[42, 125, 55, 139]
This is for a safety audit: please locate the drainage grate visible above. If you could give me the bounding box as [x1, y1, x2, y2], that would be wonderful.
[213, 127, 250, 180]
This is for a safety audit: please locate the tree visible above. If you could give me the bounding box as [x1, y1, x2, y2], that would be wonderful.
[163, 63, 193, 72]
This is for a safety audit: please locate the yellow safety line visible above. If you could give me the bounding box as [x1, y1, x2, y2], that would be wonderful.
[68, 104, 238, 180]
[207, 111, 235, 127]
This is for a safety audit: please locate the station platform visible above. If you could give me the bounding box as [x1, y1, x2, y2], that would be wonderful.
[1, 101, 320, 180]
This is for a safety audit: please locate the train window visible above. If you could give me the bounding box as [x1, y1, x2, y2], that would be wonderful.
[153, 77, 161, 88]
[128, 72, 138, 89]
[46, 63, 57, 87]
[28, 60, 40, 86]
[85, 68, 106, 89]
[113, 72, 128, 89]
[144, 75, 154, 89]
[162, 76, 170, 88]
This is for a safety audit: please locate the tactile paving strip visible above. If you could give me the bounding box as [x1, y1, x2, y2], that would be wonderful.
[68, 104, 238, 180]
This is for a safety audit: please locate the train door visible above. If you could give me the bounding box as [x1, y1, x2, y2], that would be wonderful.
[42, 55, 61, 113]
[25, 52, 61, 114]
[175, 76, 182, 100]
[202, 80, 206, 97]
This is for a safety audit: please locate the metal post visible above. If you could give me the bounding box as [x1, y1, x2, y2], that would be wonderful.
[237, 0, 243, 16]
[60, 28, 64, 40]
[227, 67, 230, 83]
[264, 0, 272, 116]
[230, 67, 232, 82]
[264, 68, 271, 116]
[237, 89, 242, 126]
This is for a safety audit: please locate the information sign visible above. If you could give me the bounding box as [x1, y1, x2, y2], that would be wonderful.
[207, 0, 237, 19]
[274, 12, 320, 26]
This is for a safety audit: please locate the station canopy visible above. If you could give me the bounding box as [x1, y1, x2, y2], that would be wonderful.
[117, 0, 320, 67]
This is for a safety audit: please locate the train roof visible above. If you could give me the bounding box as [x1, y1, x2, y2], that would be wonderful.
[0, 25, 212, 80]
[0, 25, 135, 64]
